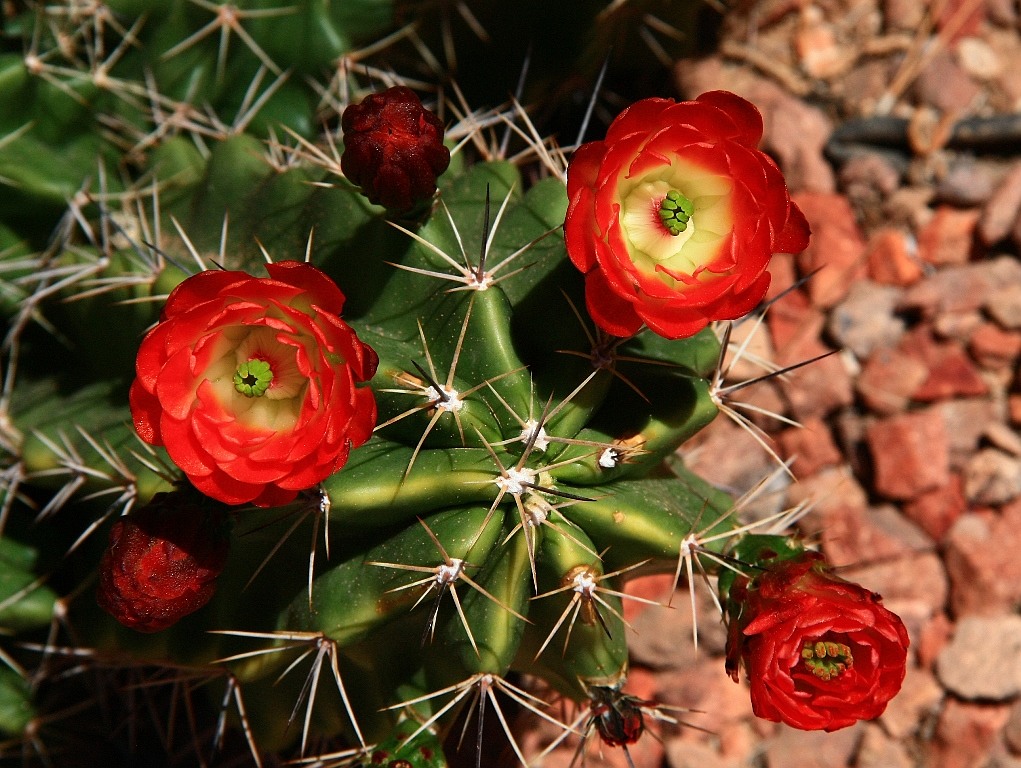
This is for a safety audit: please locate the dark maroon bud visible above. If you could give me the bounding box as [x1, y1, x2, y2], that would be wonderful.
[341, 86, 450, 212]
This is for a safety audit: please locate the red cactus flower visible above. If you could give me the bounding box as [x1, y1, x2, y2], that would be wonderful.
[97, 491, 229, 633]
[725, 552, 909, 731]
[341, 85, 450, 211]
[564, 90, 810, 340]
[129, 261, 378, 507]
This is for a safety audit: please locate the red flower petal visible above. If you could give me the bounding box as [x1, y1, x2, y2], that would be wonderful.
[564, 91, 809, 340]
[130, 261, 377, 507]
[727, 554, 909, 732]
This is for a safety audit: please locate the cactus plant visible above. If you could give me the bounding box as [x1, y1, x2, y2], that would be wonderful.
[0, 2, 908, 766]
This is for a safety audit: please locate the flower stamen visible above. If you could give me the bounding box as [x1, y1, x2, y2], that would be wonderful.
[233, 358, 274, 397]
[658, 189, 695, 236]
[800, 640, 853, 681]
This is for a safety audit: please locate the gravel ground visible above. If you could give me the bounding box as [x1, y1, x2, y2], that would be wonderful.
[517, 1, 1021, 766]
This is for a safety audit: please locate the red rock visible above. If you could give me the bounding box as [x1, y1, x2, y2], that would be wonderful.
[683, 412, 785, 502]
[765, 291, 826, 360]
[912, 49, 982, 112]
[866, 410, 950, 500]
[937, 0, 986, 41]
[809, 502, 932, 569]
[866, 227, 923, 286]
[963, 448, 1021, 506]
[764, 251, 798, 301]
[622, 574, 674, 624]
[791, 193, 867, 308]
[944, 500, 1021, 616]
[873, 716, 926, 765]
[779, 341, 854, 421]
[929, 698, 1011, 768]
[979, 161, 1021, 245]
[916, 612, 955, 672]
[795, 11, 845, 80]
[879, 667, 944, 738]
[917, 206, 979, 266]
[986, 283, 1021, 329]
[969, 322, 1021, 370]
[763, 724, 863, 768]
[912, 341, 989, 402]
[933, 310, 985, 342]
[775, 416, 842, 477]
[903, 474, 967, 540]
[901, 256, 1021, 317]
[902, 326, 988, 402]
[937, 398, 1002, 464]
[857, 346, 931, 415]
[1009, 394, 1021, 426]
[883, 0, 925, 30]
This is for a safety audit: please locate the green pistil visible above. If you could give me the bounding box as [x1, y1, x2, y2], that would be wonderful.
[800, 640, 853, 681]
[658, 190, 695, 236]
[233, 359, 273, 398]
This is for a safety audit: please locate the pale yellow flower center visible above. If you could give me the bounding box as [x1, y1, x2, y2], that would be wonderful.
[204, 326, 308, 432]
[618, 158, 734, 284]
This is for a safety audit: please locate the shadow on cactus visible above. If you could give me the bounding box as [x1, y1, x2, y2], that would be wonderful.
[0, 4, 908, 767]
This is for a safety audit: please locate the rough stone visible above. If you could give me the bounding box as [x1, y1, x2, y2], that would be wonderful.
[838, 151, 901, 211]
[767, 292, 827, 362]
[856, 723, 914, 768]
[912, 342, 990, 401]
[903, 474, 967, 540]
[986, 0, 1019, 26]
[936, 160, 1006, 208]
[900, 257, 1021, 317]
[775, 417, 843, 477]
[780, 343, 855, 421]
[880, 666, 944, 738]
[932, 310, 985, 342]
[963, 448, 1021, 505]
[826, 280, 905, 359]
[866, 227, 924, 286]
[665, 740, 732, 768]
[628, 582, 727, 669]
[969, 322, 1021, 369]
[986, 283, 1021, 329]
[791, 193, 867, 308]
[883, 0, 926, 30]
[912, 48, 982, 112]
[944, 501, 1021, 615]
[761, 722, 861, 768]
[956, 36, 1004, 79]
[917, 206, 979, 265]
[979, 162, 1021, 245]
[929, 698, 1012, 768]
[795, 11, 845, 80]
[721, 316, 775, 384]
[856, 347, 930, 415]
[936, 397, 1002, 459]
[1011, 394, 1021, 427]
[866, 409, 950, 500]
[937, 615, 1021, 700]
[847, 546, 947, 609]
[1005, 700, 1021, 755]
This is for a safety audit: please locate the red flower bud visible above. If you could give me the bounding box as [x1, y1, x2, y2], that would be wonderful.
[725, 552, 909, 731]
[97, 491, 230, 633]
[341, 86, 450, 211]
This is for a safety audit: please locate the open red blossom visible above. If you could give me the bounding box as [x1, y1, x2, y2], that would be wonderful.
[725, 552, 909, 731]
[341, 85, 450, 212]
[130, 261, 378, 507]
[97, 491, 229, 633]
[565, 90, 810, 340]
